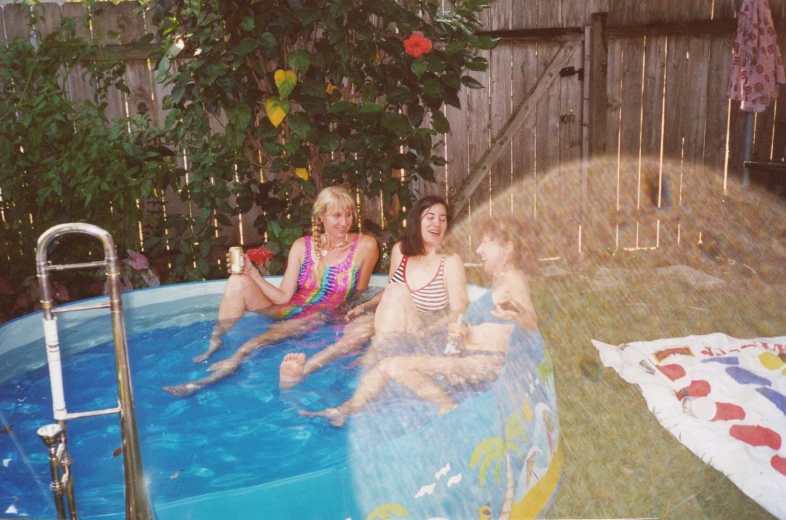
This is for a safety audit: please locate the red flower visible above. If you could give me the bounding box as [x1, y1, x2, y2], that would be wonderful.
[403, 32, 433, 58]
[247, 245, 275, 265]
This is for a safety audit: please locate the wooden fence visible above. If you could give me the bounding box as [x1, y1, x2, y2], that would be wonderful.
[2, 1, 785, 264]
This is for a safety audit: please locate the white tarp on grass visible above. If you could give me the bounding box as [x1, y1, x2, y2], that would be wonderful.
[593, 334, 786, 519]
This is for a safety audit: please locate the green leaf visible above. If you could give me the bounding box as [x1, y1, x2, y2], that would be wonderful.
[328, 101, 358, 113]
[296, 7, 321, 25]
[232, 37, 259, 56]
[471, 35, 500, 50]
[407, 104, 424, 126]
[381, 113, 411, 136]
[421, 79, 444, 95]
[431, 110, 451, 133]
[241, 16, 255, 31]
[267, 220, 282, 237]
[288, 50, 311, 74]
[259, 32, 278, 49]
[426, 53, 447, 72]
[287, 113, 311, 139]
[155, 56, 170, 83]
[461, 75, 484, 89]
[359, 101, 384, 113]
[466, 56, 489, 71]
[197, 257, 209, 276]
[317, 132, 341, 152]
[446, 39, 468, 54]
[199, 240, 212, 258]
[226, 104, 252, 130]
[411, 57, 427, 77]
[388, 85, 413, 103]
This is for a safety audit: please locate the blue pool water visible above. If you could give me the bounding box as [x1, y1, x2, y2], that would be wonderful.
[0, 279, 562, 519]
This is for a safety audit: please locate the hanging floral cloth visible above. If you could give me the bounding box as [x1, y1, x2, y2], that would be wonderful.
[728, 0, 786, 112]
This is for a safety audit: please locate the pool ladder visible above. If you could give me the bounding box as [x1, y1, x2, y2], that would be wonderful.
[35, 223, 154, 520]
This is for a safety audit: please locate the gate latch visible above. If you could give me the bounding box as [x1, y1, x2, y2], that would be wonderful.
[559, 66, 584, 81]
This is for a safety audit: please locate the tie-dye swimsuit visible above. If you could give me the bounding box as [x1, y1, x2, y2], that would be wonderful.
[267, 234, 361, 320]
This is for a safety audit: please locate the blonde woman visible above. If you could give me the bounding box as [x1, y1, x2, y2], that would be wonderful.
[165, 186, 379, 396]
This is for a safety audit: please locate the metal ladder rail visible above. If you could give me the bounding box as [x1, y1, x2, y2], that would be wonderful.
[36, 223, 154, 520]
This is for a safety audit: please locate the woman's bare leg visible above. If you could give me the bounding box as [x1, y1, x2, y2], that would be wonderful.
[193, 274, 273, 363]
[164, 314, 323, 397]
[300, 355, 456, 426]
[280, 314, 375, 389]
[301, 355, 504, 425]
[373, 283, 423, 338]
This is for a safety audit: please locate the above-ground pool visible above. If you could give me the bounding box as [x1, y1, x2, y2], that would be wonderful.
[0, 276, 561, 519]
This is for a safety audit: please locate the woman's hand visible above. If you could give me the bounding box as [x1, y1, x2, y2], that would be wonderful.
[446, 315, 469, 341]
[490, 299, 521, 322]
[346, 302, 368, 321]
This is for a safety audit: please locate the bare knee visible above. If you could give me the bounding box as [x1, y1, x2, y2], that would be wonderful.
[379, 283, 410, 308]
[225, 274, 271, 311]
[378, 357, 409, 379]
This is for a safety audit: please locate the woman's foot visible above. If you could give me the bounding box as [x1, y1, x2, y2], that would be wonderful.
[163, 383, 201, 397]
[299, 407, 349, 428]
[279, 353, 306, 389]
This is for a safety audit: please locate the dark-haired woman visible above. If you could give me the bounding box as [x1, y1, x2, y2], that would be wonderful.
[279, 195, 468, 388]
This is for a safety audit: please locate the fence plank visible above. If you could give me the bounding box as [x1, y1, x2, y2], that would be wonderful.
[467, 49, 491, 235]
[92, 3, 127, 121]
[559, 39, 585, 258]
[704, 34, 733, 174]
[32, 3, 62, 39]
[641, 36, 666, 158]
[487, 0, 512, 32]
[680, 35, 711, 246]
[116, 2, 154, 119]
[445, 80, 469, 210]
[3, 4, 31, 40]
[512, 0, 538, 30]
[713, 0, 739, 19]
[588, 13, 609, 157]
[618, 37, 644, 251]
[511, 42, 538, 220]
[663, 35, 690, 250]
[538, 0, 562, 29]
[595, 37, 622, 253]
[639, 36, 667, 249]
[535, 42, 563, 257]
[489, 44, 512, 214]
[563, 0, 587, 28]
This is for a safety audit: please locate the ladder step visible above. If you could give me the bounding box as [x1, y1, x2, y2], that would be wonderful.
[45, 260, 107, 272]
[65, 407, 120, 420]
[52, 302, 112, 314]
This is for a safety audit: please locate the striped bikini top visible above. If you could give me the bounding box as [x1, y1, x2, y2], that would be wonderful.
[276, 234, 361, 319]
[389, 254, 449, 313]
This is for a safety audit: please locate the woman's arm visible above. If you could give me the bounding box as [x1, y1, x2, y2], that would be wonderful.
[422, 253, 468, 332]
[346, 240, 398, 319]
[246, 237, 306, 305]
[444, 252, 469, 315]
[491, 270, 538, 330]
[353, 234, 380, 291]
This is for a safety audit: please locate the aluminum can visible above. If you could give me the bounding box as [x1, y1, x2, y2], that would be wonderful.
[228, 247, 245, 275]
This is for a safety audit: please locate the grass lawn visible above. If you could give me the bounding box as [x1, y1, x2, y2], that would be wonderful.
[525, 256, 784, 519]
